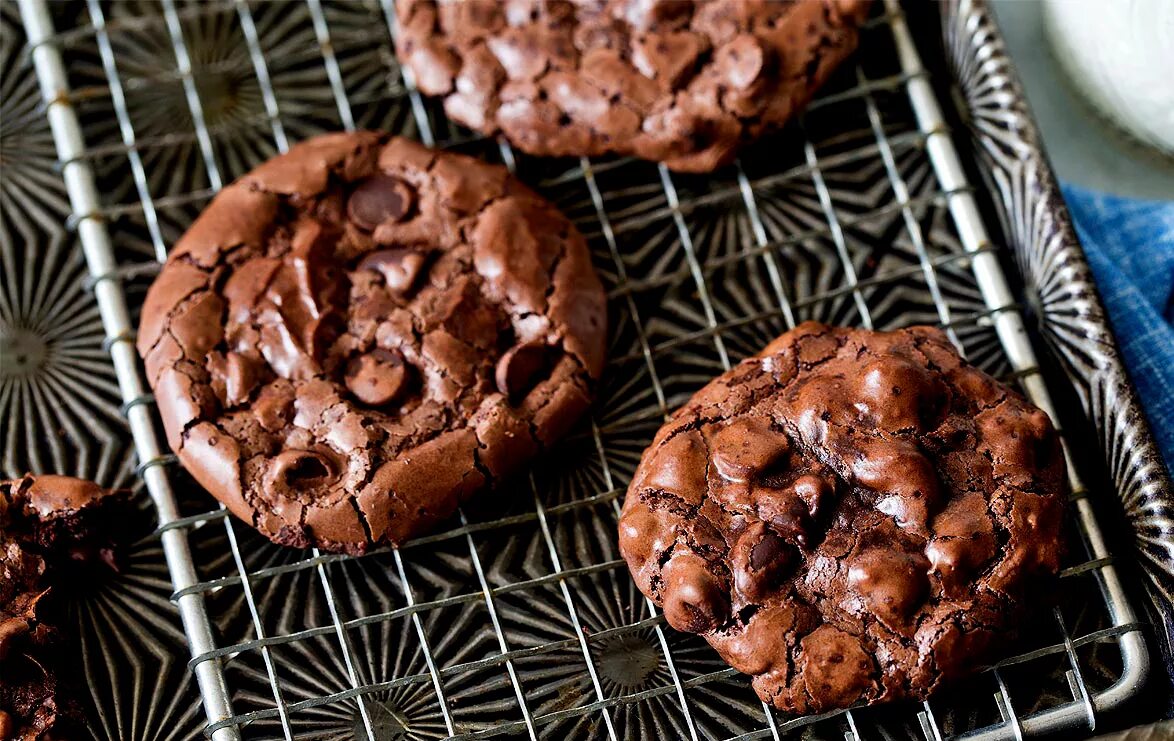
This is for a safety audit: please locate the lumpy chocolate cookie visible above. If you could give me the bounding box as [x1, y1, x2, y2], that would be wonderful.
[137, 132, 607, 554]
[395, 0, 872, 172]
[618, 323, 1066, 712]
[1, 474, 131, 740]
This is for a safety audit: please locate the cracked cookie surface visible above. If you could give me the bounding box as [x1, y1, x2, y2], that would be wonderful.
[1, 474, 131, 740]
[394, 0, 872, 172]
[618, 322, 1066, 712]
[137, 132, 607, 554]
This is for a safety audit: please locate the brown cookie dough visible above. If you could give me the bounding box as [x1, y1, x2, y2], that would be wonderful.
[618, 322, 1066, 712]
[395, 0, 872, 172]
[1, 474, 131, 740]
[137, 132, 607, 554]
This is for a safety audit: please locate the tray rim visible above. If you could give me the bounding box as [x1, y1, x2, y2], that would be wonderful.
[946, 0, 1173, 623]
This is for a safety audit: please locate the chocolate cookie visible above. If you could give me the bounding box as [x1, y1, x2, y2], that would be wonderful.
[618, 323, 1066, 712]
[137, 132, 607, 554]
[395, 0, 872, 172]
[1, 474, 131, 740]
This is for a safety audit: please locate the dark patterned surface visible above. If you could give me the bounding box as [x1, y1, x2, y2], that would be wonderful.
[5, 0, 1167, 738]
[0, 4, 132, 486]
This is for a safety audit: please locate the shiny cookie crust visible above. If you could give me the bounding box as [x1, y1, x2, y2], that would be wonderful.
[395, 0, 872, 172]
[618, 322, 1066, 712]
[137, 132, 607, 554]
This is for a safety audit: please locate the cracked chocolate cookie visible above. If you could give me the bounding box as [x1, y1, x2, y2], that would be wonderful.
[1, 474, 131, 740]
[618, 322, 1066, 712]
[137, 132, 607, 554]
[394, 0, 872, 172]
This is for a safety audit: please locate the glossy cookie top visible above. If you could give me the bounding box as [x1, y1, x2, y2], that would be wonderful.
[395, 0, 872, 172]
[619, 322, 1066, 712]
[138, 132, 607, 553]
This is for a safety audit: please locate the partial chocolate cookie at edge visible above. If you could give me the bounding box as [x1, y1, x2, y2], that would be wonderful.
[618, 322, 1066, 712]
[395, 0, 872, 172]
[137, 132, 607, 554]
[1, 474, 131, 740]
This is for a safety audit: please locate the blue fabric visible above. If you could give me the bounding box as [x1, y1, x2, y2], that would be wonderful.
[1064, 185, 1174, 716]
[1061, 184, 1174, 476]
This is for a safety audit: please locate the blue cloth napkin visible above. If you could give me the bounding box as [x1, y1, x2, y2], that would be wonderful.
[1062, 184, 1174, 475]
[1064, 184, 1174, 716]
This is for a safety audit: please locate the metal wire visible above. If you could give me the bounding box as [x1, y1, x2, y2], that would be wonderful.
[19, 0, 1152, 739]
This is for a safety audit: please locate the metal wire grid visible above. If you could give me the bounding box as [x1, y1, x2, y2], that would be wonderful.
[17, 0, 1150, 739]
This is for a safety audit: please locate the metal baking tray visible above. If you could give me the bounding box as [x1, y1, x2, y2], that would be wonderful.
[9, 0, 1170, 738]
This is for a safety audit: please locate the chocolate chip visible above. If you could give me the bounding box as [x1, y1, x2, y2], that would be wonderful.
[750, 535, 786, 570]
[792, 474, 834, 520]
[266, 450, 339, 493]
[224, 352, 263, 406]
[495, 341, 550, 401]
[753, 487, 813, 548]
[345, 349, 410, 406]
[357, 248, 427, 295]
[732, 523, 793, 602]
[253, 384, 294, 432]
[719, 34, 768, 91]
[662, 552, 729, 633]
[347, 173, 416, 230]
[710, 416, 791, 484]
[847, 549, 930, 626]
[926, 536, 989, 597]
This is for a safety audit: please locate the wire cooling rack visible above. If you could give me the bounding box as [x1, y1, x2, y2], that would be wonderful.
[16, 0, 1151, 739]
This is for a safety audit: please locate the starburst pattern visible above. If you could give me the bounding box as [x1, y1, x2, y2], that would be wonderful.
[66, 530, 208, 741]
[0, 4, 131, 486]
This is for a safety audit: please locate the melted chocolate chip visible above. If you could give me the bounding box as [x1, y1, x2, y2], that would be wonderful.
[749, 537, 782, 570]
[792, 474, 834, 520]
[265, 450, 340, 493]
[753, 487, 813, 548]
[345, 349, 410, 406]
[252, 384, 294, 432]
[357, 248, 428, 295]
[709, 416, 791, 484]
[495, 341, 550, 401]
[347, 173, 416, 230]
[717, 34, 768, 91]
[847, 548, 930, 626]
[224, 351, 263, 406]
[732, 522, 793, 602]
